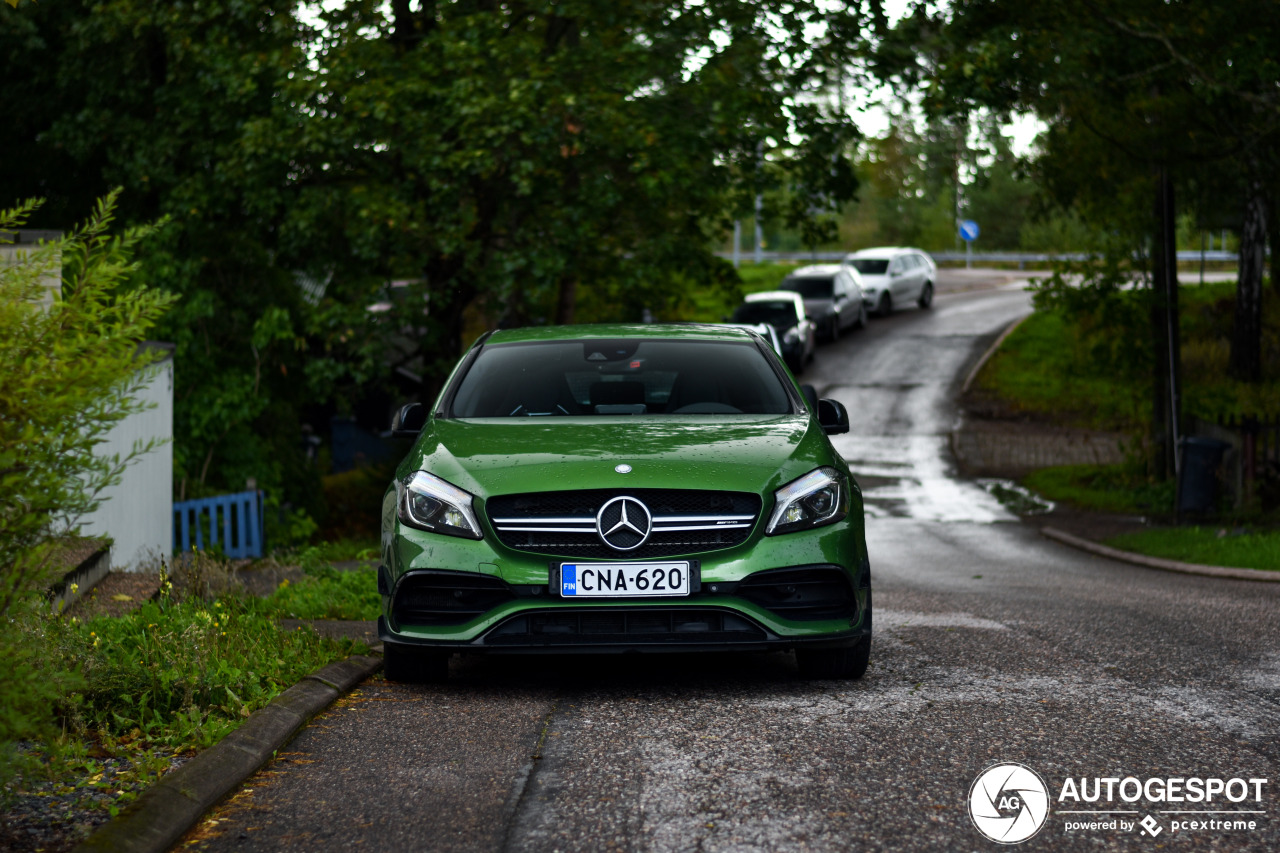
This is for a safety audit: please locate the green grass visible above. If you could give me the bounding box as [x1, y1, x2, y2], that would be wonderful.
[1104, 527, 1280, 571]
[1, 552, 370, 822]
[253, 566, 381, 621]
[58, 596, 367, 752]
[299, 538, 379, 563]
[979, 311, 1146, 430]
[1024, 464, 1174, 515]
[980, 280, 1280, 429]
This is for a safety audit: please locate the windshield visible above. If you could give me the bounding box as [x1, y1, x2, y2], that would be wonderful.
[730, 301, 798, 329]
[780, 276, 834, 299]
[847, 258, 889, 275]
[449, 339, 794, 417]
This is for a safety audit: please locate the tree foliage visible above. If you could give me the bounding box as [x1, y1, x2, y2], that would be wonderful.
[0, 192, 174, 619]
[0, 0, 866, 515]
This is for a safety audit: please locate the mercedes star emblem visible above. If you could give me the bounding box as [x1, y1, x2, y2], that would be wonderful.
[596, 496, 652, 551]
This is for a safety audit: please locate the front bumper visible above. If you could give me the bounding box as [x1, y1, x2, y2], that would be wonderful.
[379, 562, 870, 655]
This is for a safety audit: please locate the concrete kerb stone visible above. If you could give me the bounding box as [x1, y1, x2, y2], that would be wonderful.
[73, 653, 383, 853]
[961, 311, 1031, 395]
[1041, 526, 1280, 583]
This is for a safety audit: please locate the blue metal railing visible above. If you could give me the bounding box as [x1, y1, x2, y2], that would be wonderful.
[172, 490, 264, 558]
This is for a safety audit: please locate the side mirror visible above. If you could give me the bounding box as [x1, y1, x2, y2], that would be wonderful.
[799, 384, 819, 412]
[391, 402, 426, 437]
[817, 398, 849, 435]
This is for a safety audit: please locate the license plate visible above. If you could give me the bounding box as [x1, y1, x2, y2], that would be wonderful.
[558, 562, 690, 598]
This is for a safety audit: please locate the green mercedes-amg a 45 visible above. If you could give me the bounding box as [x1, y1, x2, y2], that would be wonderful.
[379, 324, 871, 681]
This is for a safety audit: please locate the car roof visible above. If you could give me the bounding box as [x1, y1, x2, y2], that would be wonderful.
[481, 323, 757, 346]
[744, 290, 804, 304]
[789, 264, 844, 277]
[845, 246, 926, 259]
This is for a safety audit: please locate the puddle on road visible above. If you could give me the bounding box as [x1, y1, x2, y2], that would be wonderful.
[833, 434, 1016, 524]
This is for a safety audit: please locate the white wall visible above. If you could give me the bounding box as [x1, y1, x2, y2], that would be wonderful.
[80, 352, 175, 571]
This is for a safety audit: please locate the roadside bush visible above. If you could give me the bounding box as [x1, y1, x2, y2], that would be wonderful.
[48, 590, 366, 754]
[321, 465, 392, 542]
[253, 565, 380, 621]
[1024, 463, 1176, 515]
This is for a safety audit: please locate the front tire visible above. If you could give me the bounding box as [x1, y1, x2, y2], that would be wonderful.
[828, 316, 841, 342]
[384, 643, 449, 683]
[917, 281, 934, 309]
[876, 292, 892, 317]
[797, 637, 870, 679]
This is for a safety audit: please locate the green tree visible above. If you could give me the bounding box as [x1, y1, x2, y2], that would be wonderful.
[0, 0, 332, 517]
[910, 0, 1280, 474]
[0, 194, 174, 616]
[266, 0, 863, 401]
[1, 0, 866, 516]
[0, 193, 173, 783]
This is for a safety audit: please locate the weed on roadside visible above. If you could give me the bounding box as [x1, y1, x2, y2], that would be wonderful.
[1, 554, 368, 847]
[1024, 463, 1176, 515]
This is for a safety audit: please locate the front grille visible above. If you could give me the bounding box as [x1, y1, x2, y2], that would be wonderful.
[392, 571, 515, 626]
[484, 608, 767, 646]
[487, 489, 761, 559]
[735, 567, 857, 621]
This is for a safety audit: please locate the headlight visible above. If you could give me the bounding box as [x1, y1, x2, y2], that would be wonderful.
[397, 471, 482, 539]
[783, 327, 800, 344]
[766, 467, 848, 535]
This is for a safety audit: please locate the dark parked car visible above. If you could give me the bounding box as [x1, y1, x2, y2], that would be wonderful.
[779, 264, 867, 342]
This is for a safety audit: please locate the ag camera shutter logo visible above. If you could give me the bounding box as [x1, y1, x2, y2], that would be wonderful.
[969, 762, 1051, 844]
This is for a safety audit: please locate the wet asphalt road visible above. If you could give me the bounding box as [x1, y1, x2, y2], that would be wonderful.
[187, 277, 1280, 852]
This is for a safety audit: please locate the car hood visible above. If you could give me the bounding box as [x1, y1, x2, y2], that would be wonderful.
[403, 415, 832, 500]
[857, 273, 890, 289]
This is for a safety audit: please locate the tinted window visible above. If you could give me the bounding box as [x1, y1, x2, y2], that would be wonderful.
[848, 258, 889, 275]
[780, 276, 834, 299]
[731, 301, 799, 329]
[450, 339, 793, 417]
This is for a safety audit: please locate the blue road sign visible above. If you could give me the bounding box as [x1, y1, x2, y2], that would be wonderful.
[959, 220, 980, 242]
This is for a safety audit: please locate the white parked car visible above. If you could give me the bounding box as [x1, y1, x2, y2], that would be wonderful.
[842, 247, 937, 316]
[730, 291, 817, 374]
[721, 322, 784, 358]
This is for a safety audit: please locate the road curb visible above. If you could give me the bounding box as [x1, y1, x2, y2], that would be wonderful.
[73, 654, 383, 853]
[960, 311, 1030, 394]
[1041, 527, 1280, 583]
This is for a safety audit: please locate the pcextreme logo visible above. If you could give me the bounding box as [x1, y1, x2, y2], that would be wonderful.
[967, 763, 1270, 844]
